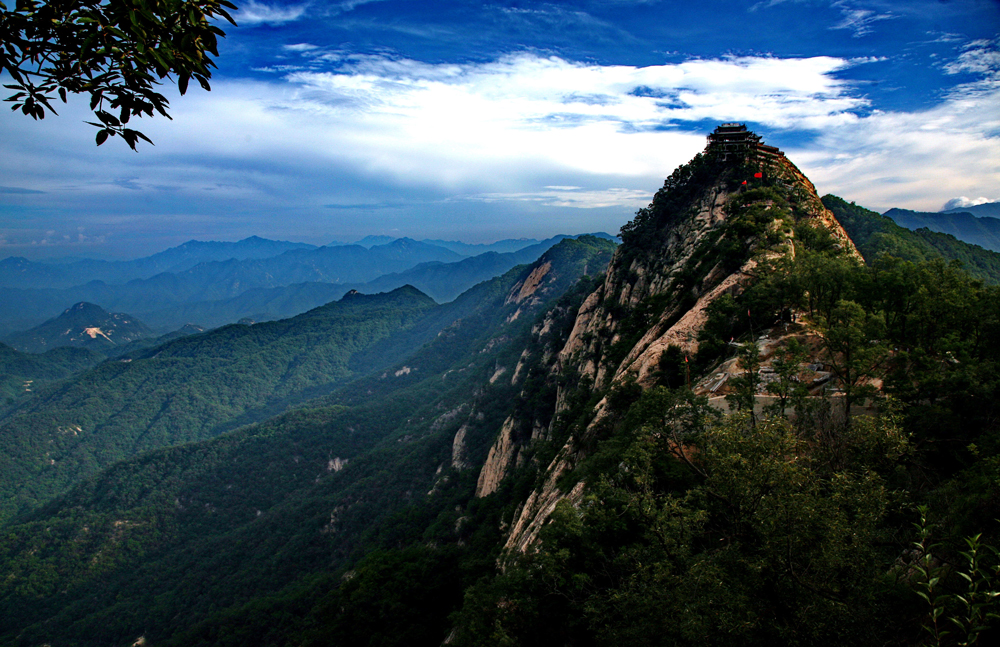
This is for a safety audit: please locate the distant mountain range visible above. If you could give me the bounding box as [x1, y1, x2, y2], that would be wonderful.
[351, 236, 544, 255]
[0, 239, 463, 336]
[0, 236, 317, 290]
[0, 233, 617, 338]
[1, 234, 600, 292]
[942, 201, 1000, 218]
[130, 234, 611, 330]
[884, 206, 1000, 252]
[0, 236, 618, 526]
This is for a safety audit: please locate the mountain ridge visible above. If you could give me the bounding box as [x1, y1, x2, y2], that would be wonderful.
[0, 234, 613, 336]
[0, 236, 319, 289]
[884, 207, 1000, 252]
[942, 201, 1000, 218]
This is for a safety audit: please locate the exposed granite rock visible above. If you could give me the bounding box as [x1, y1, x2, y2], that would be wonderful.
[499, 140, 861, 555]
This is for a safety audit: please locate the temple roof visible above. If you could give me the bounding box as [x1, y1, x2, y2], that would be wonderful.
[705, 123, 783, 159]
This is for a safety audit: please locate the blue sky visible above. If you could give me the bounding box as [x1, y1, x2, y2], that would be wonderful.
[1, 0, 999, 259]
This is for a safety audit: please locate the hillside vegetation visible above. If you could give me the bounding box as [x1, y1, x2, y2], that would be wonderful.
[884, 207, 1000, 252]
[825, 196, 1000, 284]
[0, 344, 104, 414]
[0, 236, 617, 646]
[0, 287, 438, 523]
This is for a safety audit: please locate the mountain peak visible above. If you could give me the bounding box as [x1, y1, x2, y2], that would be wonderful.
[353, 235, 397, 248]
[64, 301, 106, 315]
[494, 125, 862, 551]
[5, 302, 153, 353]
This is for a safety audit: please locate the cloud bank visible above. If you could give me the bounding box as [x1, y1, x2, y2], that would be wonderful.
[2, 44, 998, 255]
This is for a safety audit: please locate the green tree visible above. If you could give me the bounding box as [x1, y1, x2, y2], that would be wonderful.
[455, 412, 910, 647]
[819, 299, 888, 425]
[726, 339, 761, 424]
[796, 249, 862, 321]
[1, 0, 236, 149]
[913, 507, 1000, 647]
[764, 336, 809, 419]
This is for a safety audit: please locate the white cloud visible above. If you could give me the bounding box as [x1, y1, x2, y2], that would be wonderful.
[336, 0, 387, 11]
[461, 187, 652, 210]
[2, 49, 998, 247]
[943, 196, 998, 210]
[236, 0, 383, 25]
[830, 7, 894, 37]
[748, 0, 896, 36]
[944, 37, 1000, 77]
[236, 1, 307, 26]
[792, 89, 1000, 210]
[274, 53, 867, 182]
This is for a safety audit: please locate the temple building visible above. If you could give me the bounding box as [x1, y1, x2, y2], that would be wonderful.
[706, 123, 785, 161]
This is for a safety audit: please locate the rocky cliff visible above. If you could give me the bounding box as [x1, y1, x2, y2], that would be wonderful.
[473, 127, 860, 554]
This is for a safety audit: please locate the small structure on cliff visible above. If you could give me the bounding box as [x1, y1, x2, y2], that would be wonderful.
[707, 123, 785, 161]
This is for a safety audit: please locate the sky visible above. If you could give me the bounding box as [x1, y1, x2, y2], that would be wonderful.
[1, 0, 999, 260]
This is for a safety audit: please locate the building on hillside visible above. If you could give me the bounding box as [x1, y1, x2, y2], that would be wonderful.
[707, 123, 785, 162]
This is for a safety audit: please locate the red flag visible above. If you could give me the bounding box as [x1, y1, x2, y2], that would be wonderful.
[741, 180, 747, 185]
[754, 172, 763, 178]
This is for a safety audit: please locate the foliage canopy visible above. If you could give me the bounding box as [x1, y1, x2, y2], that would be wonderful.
[0, 0, 236, 148]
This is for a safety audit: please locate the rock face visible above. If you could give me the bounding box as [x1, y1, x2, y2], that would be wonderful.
[473, 127, 860, 554]
[476, 416, 519, 497]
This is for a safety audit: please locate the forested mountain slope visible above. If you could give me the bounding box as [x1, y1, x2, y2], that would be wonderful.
[884, 207, 1000, 252]
[0, 343, 103, 414]
[827, 196, 1000, 283]
[0, 236, 616, 646]
[0, 286, 438, 524]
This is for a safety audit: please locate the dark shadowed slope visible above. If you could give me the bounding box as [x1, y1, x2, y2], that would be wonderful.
[0, 286, 438, 524]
